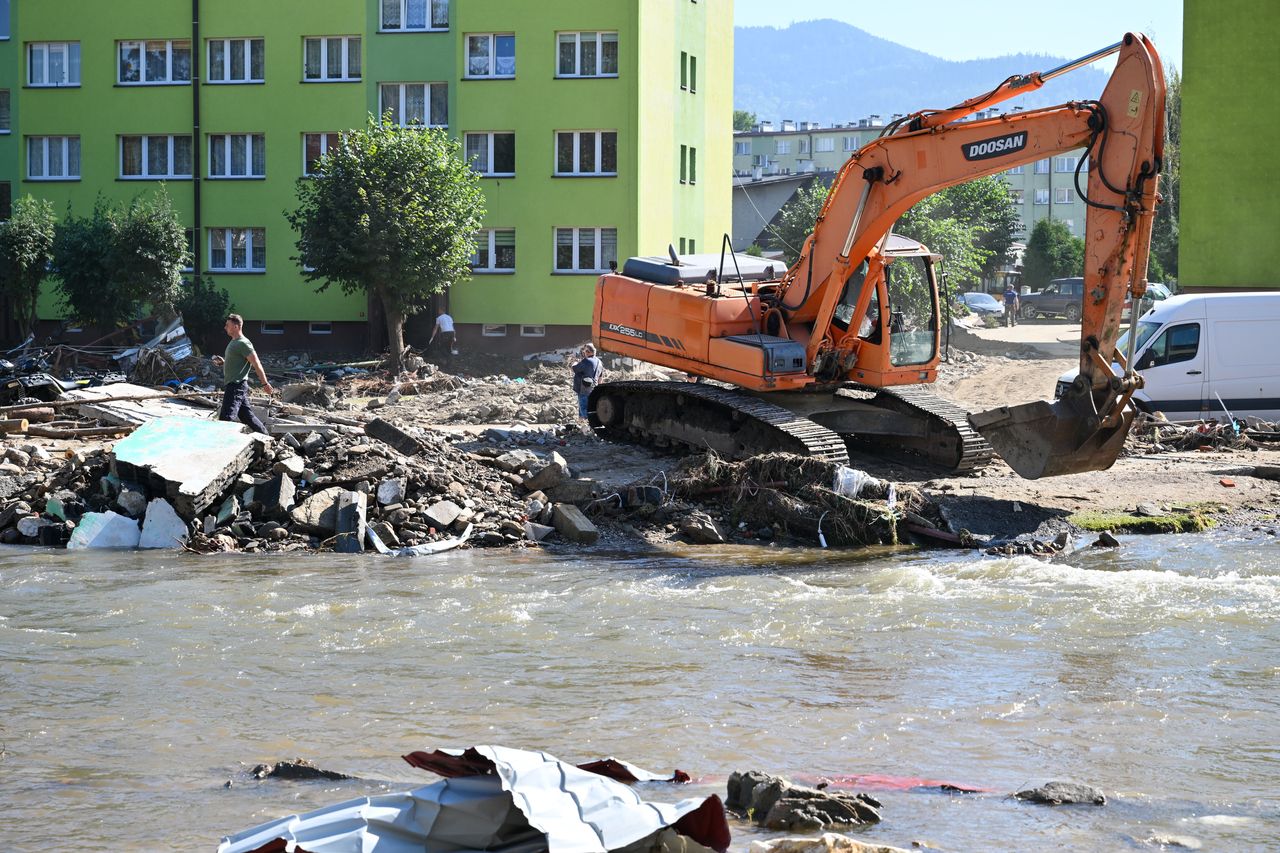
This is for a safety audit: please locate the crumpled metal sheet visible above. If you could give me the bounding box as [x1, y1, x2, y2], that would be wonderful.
[218, 745, 728, 853]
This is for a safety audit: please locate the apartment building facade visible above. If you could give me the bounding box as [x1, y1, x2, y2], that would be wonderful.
[0, 0, 731, 352]
[731, 115, 1090, 245]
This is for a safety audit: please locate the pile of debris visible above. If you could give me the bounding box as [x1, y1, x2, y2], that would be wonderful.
[1126, 412, 1279, 454]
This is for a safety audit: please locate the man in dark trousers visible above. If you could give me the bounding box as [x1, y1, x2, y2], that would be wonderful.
[571, 343, 603, 421]
[1003, 282, 1020, 327]
[212, 314, 273, 434]
[429, 307, 456, 363]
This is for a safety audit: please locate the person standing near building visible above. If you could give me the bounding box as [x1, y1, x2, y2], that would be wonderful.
[1003, 283, 1020, 328]
[212, 314, 273, 434]
[571, 344, 604, 421]
[429, 307, 456, 361]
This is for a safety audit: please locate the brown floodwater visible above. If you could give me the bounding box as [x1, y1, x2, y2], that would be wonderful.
[1, 532, 1278, 851]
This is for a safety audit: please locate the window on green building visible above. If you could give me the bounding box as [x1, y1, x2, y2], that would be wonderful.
[556, 32, 618, 78]
[380, 83, 448, 128]
[208, 227, 266, 272]
[121, 135, 193, 179]
[381, 0, 448, 32]
[0, 0, 8, 39]
[466, 34, 514, 78]
[0, 90, 9, 133]
[304, 36, 361, 82]
[27, 136, 80, 180]
[472, 229, 515, 272]
[555, 227, 616, 273]
[555, 131, 616, 176]
[209, 134, 265, 179]
[118, 40, 191, 84]
[464, 132, 515, 176]
[28, 42, 80, 87]
[208, 38, 264, 83]
[303, 132, 342, 176]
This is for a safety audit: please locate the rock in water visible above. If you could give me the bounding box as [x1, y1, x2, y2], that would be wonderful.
[1014, 781, 1106, 805]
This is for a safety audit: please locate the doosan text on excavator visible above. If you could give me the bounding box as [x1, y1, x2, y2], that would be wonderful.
[588, 33, 1166, 480]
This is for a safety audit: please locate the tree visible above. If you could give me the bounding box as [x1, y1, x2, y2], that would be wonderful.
[178, 277, 235, 355]
[289, 117, 485, 371]
[1150, 67, 1180, 284]
[774, 181, 830, 266]
[733, 110, 758, 132]
[896, 194, 989, 299]
[1022, 218, 1084, 290]
[0, 196, 56, 338]
[52, 189, 188, 328]
[924, 177, 1019, 280]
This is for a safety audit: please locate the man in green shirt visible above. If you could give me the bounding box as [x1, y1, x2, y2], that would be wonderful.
[212, 313, 274, 434]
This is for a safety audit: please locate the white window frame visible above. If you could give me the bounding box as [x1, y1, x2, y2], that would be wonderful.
[302, 132, 341, 176]
[27, 42, 80, 87]
[0, 90, 10, 134]
[260, 322, 285, 335]
[26, 136, 80, 180]
[1008, 189, 1025, 205]
[380, 0, 449, 32]
[464, 132, 515, 176]
[556, 31, 618, 78]
[309, 322, 332, 335]
[1054, 187, 1074, 204]
[117, 39, 191, 85]
[798, 138, 810, 154]
[208, 133, 265, 179]
[208, 227, 267, 272]
[554, 130, 617, 177]
[120, 135, 193, 180]
[554, 226, 617, 274]
[207, 38, 264, 84]
[465, 33, 515, 79]
[1055, 156, 1079, 173]
[776, 140, 790, 155]
[520, 325, 546, 337]
[1033, 158, 1050, 174]
[815, 137, 835, 153]
[842, 136, 859, 152]
[303, 36, 361, 82]
[733, 141, 749, 156]
[1006, 165, 1024, 175]
[471, 228, 516, 273]
[481, 324, 508, 337]
[1033, 188, 1050, 205]
[379, 82, 448, 128]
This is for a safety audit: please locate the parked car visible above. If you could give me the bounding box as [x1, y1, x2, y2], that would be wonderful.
[1020, 277, 1085, 321]
[958, 291, 1005, 317]
[1121, 281, 1173, 321]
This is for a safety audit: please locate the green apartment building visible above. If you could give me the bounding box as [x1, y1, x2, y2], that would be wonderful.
[0, 0, 732, 353]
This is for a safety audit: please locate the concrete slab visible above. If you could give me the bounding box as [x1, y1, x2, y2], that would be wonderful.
[112, 417, 259, 519]
[63, 382, 215, 426]
[334, 491, 367, 553]
[552, 504, 598, 544]
[67, 511, 141, 550]
[139, 498, 189, 549]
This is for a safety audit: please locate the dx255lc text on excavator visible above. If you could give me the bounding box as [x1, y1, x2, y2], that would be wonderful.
[588, 33, 1165, 479]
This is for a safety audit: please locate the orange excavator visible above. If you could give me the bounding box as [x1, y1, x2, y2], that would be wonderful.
[588, 33, 1165, 479]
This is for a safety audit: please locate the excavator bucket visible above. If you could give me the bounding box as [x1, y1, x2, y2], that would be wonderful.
[969, 397, 1134, 480]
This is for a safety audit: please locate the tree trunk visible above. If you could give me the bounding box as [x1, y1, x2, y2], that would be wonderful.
[379, 288, 405, 373]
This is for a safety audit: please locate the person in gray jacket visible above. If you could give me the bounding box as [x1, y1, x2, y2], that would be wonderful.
[571, 344, 603, 421]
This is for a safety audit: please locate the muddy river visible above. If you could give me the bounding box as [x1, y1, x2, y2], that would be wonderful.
[2, 534, 1277, 851]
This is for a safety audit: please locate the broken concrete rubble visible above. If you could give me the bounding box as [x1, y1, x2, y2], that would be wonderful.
[67, 510, 141, 550]
[112, 417, 258, 518]
[139, 498, 189, 549]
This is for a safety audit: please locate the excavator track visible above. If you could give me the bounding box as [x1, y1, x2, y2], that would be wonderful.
[588, 381, 849, 464]
[837, 383, 995, 473]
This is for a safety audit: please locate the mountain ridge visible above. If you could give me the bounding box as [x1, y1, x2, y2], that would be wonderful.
[735, 20, 1112, 126]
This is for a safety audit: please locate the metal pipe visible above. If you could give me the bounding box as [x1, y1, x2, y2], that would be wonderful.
[840, 179, 873, 259]
[1040, 41, 1123, 83]
[191, 0, 202, 283]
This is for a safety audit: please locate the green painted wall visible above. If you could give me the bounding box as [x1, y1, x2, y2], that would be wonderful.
[1181, 0, 1280, 287]
[1, 1, 735, 339]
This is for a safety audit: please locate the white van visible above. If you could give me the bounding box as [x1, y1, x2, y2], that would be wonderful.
[1055, 292, 1280, 422]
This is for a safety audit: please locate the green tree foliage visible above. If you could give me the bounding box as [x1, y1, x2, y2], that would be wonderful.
[178, 277, 235, 356]
[0, 196, 57, 338]
[52, 189, 188, 328]
[288, 117, 485, 370]
[774, 182, 830, 266]
[733, 110, 758, 132]
[744, 243, 764, 257]
[1022, 218, 1084, 290]
[1150, 67, 1180, 284]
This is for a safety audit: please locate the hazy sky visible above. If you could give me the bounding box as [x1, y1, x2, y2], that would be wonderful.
[733, 0, 1184, 71]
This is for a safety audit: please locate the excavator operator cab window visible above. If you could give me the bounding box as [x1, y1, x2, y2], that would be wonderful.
[833, 260, 869, 332]
[884, 255, 939, 366]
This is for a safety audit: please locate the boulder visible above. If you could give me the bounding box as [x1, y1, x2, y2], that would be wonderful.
[543, 478, 597, 505]
[748, 834, 911, 853]
[68, 511, 141, 550]
[17, 515, 53, 538]
[334, 491, 367, 554]
[728, 772, 881, 831]
[552, 503, 598, 544]
[424, 500, 464, 530]
[139, 498, 189, 549]
[369, 521, 400, 548]
[680, 511, 726, 544]
[1014, 781, 1106, 805]
[289, 486, 345, 534]
[255, 473, 297, 521]
[116, 489, 148, 518]
[377, 478, 406, 506]
[524, 521, 555, 542]
[274, 455, 306, 477]
[523, 452, 570, 492]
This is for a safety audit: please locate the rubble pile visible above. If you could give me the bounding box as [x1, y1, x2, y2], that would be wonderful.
[1126, 412, 1277, 454]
